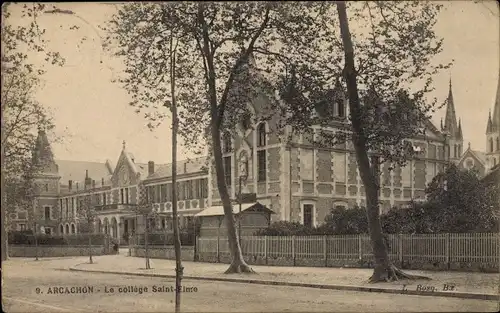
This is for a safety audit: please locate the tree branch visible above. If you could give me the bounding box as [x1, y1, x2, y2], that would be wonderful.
[217, 4, 271, 128]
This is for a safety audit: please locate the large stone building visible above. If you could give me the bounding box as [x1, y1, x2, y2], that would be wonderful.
[11, 89, 460, 243]
[15, 61, 500, 242]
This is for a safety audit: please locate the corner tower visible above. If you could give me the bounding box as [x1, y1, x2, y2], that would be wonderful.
[31, 128, 61, 234]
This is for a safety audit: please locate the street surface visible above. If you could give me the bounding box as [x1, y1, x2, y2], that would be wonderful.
[2, 257, 499, 312]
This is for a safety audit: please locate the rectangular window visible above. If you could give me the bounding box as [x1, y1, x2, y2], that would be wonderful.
[155, 185, 161, 203]
[66, 198, 69, 210]
[303, 204, 313, 228]
[125, 188, 129, 204]
[300, 149, 314, 181]
[19, 224, 26, 231]
[44, 206, 51, 220]
[194, 180, 200, 199]
[201, 178, 208, 198]
[120, 189, 124, 204]
[103, 193, 107, 206]
[160, 184, 168, 202]
[186, 180, 193, 200]
[72, 198, 75, 210]
[257, 150, 266, 182]
[181, 181, 185, 200]
[166, 183, 172, 202]
[223, 156, 232, 186]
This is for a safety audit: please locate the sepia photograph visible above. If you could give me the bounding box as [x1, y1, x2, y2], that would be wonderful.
[1, 1, 499, 312]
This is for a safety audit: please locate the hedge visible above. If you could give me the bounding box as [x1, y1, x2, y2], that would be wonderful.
[8, 231, 106, 246]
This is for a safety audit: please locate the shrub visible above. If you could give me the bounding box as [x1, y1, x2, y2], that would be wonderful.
[254, 221, 319, 236]
[137, 225, 198, 246]
[7, 231, 106, 246]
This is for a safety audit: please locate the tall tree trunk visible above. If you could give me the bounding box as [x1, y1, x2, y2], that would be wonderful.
[210, 125, 254, 274]
[336, 1, 429, 282]
[170, 38, 183, 313]
[197, 3, 254, 274]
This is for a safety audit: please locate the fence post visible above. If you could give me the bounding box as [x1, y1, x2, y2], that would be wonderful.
[358, 235, 362, 261]
[163, 232, 167, 258]
[323, 235, 327, 267]
[216, 232, 220, 263]
[264, 236, 268, 265]
[194, 235, 198, 262]
[292, 236, 296, 266]
[398, 234, 403, 267]
[445, 233, 450, 270]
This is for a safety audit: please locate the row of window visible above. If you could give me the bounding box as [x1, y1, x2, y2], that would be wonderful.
[147, 178, 209, 203]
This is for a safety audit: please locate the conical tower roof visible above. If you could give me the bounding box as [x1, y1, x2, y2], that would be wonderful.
[492, 69, 500, 131]
[443, 78, 459, 138]
[32, 128, 58, 174]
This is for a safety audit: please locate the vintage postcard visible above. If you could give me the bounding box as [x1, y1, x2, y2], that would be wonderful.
[1, 2, 499, 312]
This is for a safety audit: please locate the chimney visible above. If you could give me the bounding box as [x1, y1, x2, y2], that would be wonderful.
[84, 169, 91, 189]
[148, 161, 155, 176]
[92, 179, 96, 189]
[68, 180, 73, 191]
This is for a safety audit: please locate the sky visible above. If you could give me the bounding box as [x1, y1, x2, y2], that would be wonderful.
[10, 1, 500, 164]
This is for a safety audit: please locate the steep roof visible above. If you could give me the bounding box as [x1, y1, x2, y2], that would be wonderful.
[32, 128, 58, 175]
[470, 150, 487, 166]
[146, 156, 209, 180]
[56, 159, 113, 186]
[487, 69, 500, 133]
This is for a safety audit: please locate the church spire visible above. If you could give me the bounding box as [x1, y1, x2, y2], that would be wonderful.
[492, 69, 500, 132]
[443, 77, 459, 138]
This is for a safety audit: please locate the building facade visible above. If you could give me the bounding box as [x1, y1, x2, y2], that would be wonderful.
[15, 67, 486, 239]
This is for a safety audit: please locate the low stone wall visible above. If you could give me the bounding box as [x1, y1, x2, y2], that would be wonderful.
[131, 245, 195, 261]
[197, 253, 499, 273]
[9, 245, 111, 257]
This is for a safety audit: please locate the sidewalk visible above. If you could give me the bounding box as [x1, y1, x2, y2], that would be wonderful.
[70, 255, 499, 301]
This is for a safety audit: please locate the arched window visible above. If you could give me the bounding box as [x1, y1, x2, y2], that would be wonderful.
[222, 132, 232, 153]
[490, 138, 494, 152]
[494, 158, 498, 166]
[71, 224, 76, 234]
[496, 137, 499, 151]
[60, 225, 64, 234]
[257, 123, 266, 147]
[65, 224, 69, 234]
